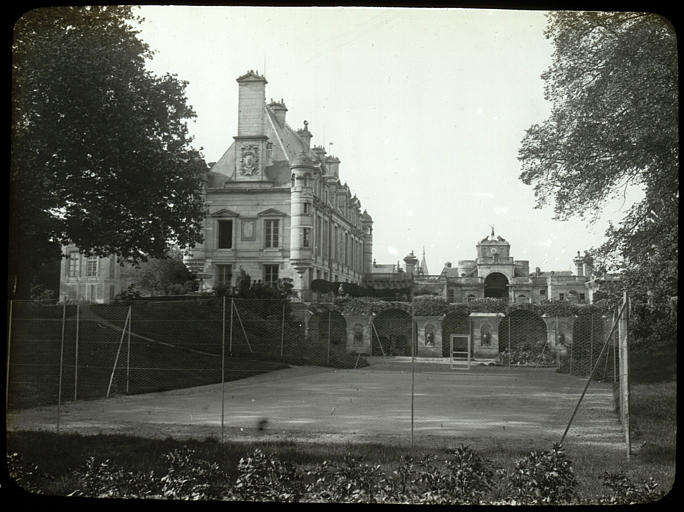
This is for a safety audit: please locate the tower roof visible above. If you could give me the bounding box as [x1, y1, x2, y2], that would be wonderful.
[236, 69, 267, 83]
[420, 247, 429, 275]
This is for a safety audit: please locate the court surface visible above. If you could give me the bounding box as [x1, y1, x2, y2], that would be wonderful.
[6, 359, 626, 449]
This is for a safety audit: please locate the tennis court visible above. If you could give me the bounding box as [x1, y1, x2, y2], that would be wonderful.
[6, 358, 625, 449]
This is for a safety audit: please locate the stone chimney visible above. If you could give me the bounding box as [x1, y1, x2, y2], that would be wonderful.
[404, 251, 418, 277]
[268, 98, 287, 126]
[296, 121, 313, 151]
[311, 145, 327, 164]
[325, 155, 340, 179]
[583, 251, 594, 279]
[573, 251, 584, 277]
[236, 70, 267, 137]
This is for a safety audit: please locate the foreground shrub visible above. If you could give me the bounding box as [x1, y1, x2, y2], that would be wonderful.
[7, 452, 48, 494]
[70, 448, 227, 500]
[231, 449, 301, 502]
[406, 446, 495, 505]
[305, 455, 390, 503]
[505, 443, 576, 504]
[70, 457, 157, 498]
[598, 472, 661, 505]
[159, 448, 228, 500]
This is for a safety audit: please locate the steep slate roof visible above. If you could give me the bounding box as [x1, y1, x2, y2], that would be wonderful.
[208, 105, 316, 185]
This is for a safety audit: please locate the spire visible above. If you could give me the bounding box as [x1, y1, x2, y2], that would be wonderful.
[420, 246, 429, 275]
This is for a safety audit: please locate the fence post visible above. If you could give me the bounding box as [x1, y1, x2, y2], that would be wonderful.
[126, 304, 131, 394]
[618, 291, 631, 460]
[57, 302, 66, 433]
[229, 298, 234, 356]
[221, 296, 226, 442]
[569, 320, 574, 375]
[612, 310, 617, 383]
[327, 310, 332, 365]
[507, 316, 511, 368]
[74, 305, 80, 401]
[280, 301, 285, 360]
[6, 300, 13, 414]
[410, 304, 416, 448]
[106, 307, 130, 398]
[590, 314, 594, 374]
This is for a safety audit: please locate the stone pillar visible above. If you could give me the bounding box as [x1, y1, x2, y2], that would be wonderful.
[414, 315, 444, 357]
[469, 312, 503, 359]
[342, 313, 373, 355]
[542, 315, 575, 355]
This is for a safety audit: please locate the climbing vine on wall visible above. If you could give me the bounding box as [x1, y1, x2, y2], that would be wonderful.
[328, 296, 608, 317]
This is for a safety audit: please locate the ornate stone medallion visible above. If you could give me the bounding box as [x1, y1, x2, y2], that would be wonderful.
[239, 145, 260, 176]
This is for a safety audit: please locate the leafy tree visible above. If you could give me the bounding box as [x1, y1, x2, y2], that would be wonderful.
[136, 249, 198, 296]
[10, 6, 207, 298]
[518, 12, 678, 306]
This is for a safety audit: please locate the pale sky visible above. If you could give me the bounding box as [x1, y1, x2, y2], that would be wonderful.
[136, 5, 640, 274]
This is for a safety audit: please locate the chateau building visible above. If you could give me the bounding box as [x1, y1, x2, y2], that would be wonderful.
[57, 72, 600, 308]
[364, 229, 599, 305]
[59, 246, 140, 303]
[181, 70, 373, 299]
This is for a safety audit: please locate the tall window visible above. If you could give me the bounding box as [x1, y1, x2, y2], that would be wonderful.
[68, 252, 80, 277]
[216, 264, 232, 286]
[447, 289, 455, 303]
[303, 202, 311, 214]
[264, 219, 280, 248]
[217, 220, 233, 249]
[559, 293, 565, 301]
[264, 264, 279, 285]
[302, 227, 311, 248]
[86, 256, 98, 277]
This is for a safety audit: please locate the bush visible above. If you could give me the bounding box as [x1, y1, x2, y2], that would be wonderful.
[70, 457, 157, 498]
[231, 449, 301, 502]
[598, 472, 661, 505]
[159, 448, 228, 500]
[7, 452, 47, 494]
[305, 455, 390, 503]
[505, 443, 576, 504]
[70, 449, 228, 500]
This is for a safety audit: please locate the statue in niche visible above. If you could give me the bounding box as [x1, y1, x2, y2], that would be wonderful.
[481, 323, 492, 346]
